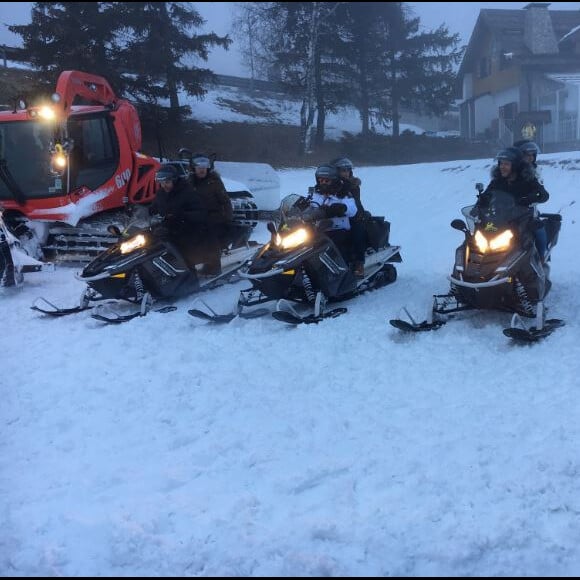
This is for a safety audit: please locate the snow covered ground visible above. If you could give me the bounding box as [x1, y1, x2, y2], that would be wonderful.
[186, 85, 426, 139]
[2, 151, 580, 576]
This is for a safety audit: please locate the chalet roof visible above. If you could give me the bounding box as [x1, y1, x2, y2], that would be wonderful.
[459, 8, 580, 77]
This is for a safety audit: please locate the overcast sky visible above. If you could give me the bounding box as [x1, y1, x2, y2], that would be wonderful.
[1, 2, 579, 76]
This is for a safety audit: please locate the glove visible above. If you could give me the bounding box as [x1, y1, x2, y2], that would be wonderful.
[323, 203, 347, 218]
[294, 196, 311, 211]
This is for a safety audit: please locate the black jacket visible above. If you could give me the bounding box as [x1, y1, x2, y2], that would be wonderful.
[150, 173, 233, 233]
[150, 179, 208, 231]
[481, 165, 549, 206]
[339, 176, 365, 216]
[190, 171, 233, 224]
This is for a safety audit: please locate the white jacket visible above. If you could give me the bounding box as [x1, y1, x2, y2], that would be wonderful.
[310, 192, 358, 231]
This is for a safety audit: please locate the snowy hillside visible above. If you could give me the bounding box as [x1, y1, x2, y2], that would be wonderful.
[185, 85, 427, 139]
[2, 152, 580, 576]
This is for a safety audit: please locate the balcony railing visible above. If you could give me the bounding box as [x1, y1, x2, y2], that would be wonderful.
[559, 113, 578, 142]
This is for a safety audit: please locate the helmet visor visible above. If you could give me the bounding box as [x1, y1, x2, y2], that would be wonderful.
[155, 174, 175, 183]
[193, 156, 211, 169]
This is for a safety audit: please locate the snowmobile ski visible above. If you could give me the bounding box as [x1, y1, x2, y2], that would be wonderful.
[389, 306, 446, 333]
[188, 299, 271, 323]
[187, 308, 238, 324]
[503, 318, 565, 343]
[389, 318, 446, 333]
[31, 297, 93, 317]
[187, 308, 270, 323]
[272, 307, 348, 325]
[91, 305, 177, 325]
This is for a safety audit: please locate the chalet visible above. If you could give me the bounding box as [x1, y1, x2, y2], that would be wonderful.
[459, 3, 580, 148]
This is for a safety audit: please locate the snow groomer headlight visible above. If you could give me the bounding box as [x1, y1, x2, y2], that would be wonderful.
[474, 229, 514, 253]
[120, 234, 147, 255]
[275, 228, 309, 250]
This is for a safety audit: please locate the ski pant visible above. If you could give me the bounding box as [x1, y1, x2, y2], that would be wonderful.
[534, 224, 548, 260]
[175, 225, 224, 269]
[326, 229, 354, 265]
[350, 219, 367, 263]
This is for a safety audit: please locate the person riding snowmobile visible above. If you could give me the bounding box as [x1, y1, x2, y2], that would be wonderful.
[310, 164, 358, 271]
[150, 161, 232, 274]
[514, 140, 541, 173]
[331, 157, 369, 278]
[513, 140, 549, 260]
[480, 147, 549, 260]
[188, 153, 233, 276]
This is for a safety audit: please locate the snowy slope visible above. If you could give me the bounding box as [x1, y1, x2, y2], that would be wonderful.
[185, 86, 426, 139]
[1, 152, 580, 576]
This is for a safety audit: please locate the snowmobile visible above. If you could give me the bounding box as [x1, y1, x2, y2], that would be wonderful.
[0, 208, 53, 288]
[189, 193, 402, 325]
[390, 186, 563, 342]
[31, 215, 260, 324]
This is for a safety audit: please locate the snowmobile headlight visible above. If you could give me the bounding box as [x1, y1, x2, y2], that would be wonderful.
[120, 234, 146, 254]
[474, 230, 489, 253]
[474, 229, 514, 253]
[277, 228, 309, 250]
[489, 229, 514, 252]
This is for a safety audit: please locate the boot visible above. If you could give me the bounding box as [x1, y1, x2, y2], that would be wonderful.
[199, 246, 222, 277]
[353, 261, 365, 279]
[199, 263, 222, 277]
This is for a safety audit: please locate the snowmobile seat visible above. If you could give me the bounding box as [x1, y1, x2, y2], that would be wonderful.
[365, 216, 390, 250]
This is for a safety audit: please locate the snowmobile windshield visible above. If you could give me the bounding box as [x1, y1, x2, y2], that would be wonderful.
[0, 121, 58, 201]
[280, 194, 307, 214]
[279, 194, 309, 221]
[461, 190, 530, 232]
[279, 193, 325, 224]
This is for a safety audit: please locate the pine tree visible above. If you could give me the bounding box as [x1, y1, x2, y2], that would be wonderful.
[333, 3, 402, 138]
[381, 7, 462, 138]
[9, 2, 119, 87]
[111, 2, 231, 121]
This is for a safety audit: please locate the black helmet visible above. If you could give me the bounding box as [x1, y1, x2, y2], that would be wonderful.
[331, 157, 354, 172]
[515, 140, 541, 157]
[192, 153, 213, 170]
[315, 164, 341, 195]
[495, 147, 522, 167]
[155, 163, 181, 185]
[315, 164, 339, 181]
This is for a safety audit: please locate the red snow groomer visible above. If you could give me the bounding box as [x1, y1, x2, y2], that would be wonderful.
[0, 70, 280, 287]
[0, 70, 159, 270]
